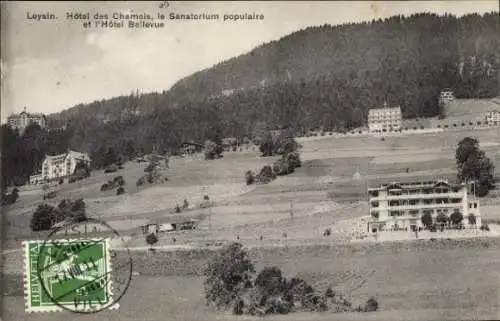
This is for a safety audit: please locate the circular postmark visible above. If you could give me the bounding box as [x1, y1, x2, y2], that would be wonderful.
[35, 218, 133, 314]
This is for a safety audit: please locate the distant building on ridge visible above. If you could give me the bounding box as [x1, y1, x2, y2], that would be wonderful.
[439, 88, 455, 105]
[7, 107, 46, 134]
[484, 110, 500, 124]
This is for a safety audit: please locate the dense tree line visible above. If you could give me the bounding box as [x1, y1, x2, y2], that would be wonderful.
[1, 124, 70, 190]
[2, 13, 498, 188]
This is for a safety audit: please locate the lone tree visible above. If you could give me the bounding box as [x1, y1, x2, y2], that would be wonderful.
[436, 213, 449, 229]
[421, 212, 433, 229]
[468, 213, 477, 226]
[456, 137, 495, 197]
[104, 147, 118, 168]
[203, 243, 255, 310]
[450, 209, 464, 227]
[205, 140, 224, 160]
[146, 233, 158, 251]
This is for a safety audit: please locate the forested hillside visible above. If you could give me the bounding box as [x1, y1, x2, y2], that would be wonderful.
[2, 12, 499, 188]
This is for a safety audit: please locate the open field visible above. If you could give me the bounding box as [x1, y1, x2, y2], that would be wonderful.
[3, 239, 500, 321]
[3, 125, 500, 244]
[2, 123, 500, 320]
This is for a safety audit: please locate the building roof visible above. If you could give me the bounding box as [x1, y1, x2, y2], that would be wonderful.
[368, 106, 401, 115]
[68, 150, 90, 161]
[181, 141, 204, 148]
[45, 150, 90, 161]
[8, 107, 46, 119]
[368, 179, 464, 191]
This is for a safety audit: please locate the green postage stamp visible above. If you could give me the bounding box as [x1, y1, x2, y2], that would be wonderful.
[23, 238, 118, 313]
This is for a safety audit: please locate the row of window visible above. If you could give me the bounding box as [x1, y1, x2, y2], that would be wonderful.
[371, 198, 463, 207]
[369, 188, 461, 197]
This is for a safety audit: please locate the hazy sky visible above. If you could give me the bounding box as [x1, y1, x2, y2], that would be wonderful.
[1, 1, 498, 120]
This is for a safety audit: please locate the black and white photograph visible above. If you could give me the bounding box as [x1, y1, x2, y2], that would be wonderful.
[1, 1, 499, 320]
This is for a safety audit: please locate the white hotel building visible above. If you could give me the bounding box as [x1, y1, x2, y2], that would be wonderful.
[367, 104, 402, 133]
[367, 180, 481, 233]
[29, 150, 91, 185]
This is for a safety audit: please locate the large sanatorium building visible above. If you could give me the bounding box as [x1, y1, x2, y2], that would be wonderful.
[29, 150, 92, 185]
[367, 180, 481, 233]
[7, 107, 46, 134]
[367, 104, 402, 133]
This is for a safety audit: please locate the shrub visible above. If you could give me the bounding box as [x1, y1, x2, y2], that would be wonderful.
[2, 189, 19, 205]
[461, 123, 465, 126]
[256, 165, 276, 184]
[444, 124, 449, 128]
[146, 233, 158, 250]
[232, 298, 244, 315]
[70, 198, 86, 214]
[117, 187, 125, 195]
[323, 228, 331, 236]
[364, 297, 378, 312]
[450, 210, 463, 226]
[255, 266, 284, 297]
[205, 140, 224, 160]
[100, 183, 110, 192]
[136, 176, 145, 187]
[204, 194, 210, 201]
[420, 125, 424, 129]
[480, 224, 490, 231]
[412, 126, 417, 130]
[285, 151, 301, 169]
[43, 190, 57, 200]
[436, 213, 448, 227]
[104, 164, 118, 173]
[31, 204, 57, 231]
[273, 158, 292, 176]
[204, 243, 255, 310]
[144, 162, 157, 173]
[114, 176, 125, 186]
[245, 170, 255, 185]
[183, 199, 189, 209]
[174, 204, 182, 213]
[59, 178, 64, 185]
[421, 212, 433, 228]
[468, 213, 476, 225]
[31, 202, 79, 230]
[453, 123, 457, 127]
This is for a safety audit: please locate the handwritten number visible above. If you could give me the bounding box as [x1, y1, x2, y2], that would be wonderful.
[159, 1, 169, 9]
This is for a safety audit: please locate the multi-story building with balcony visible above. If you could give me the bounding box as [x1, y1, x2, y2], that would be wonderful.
[7, 107, 46, 134]
[367, 180, 481, 233]
[367, 104, 402, 133]
[30, 150, 91, 184]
